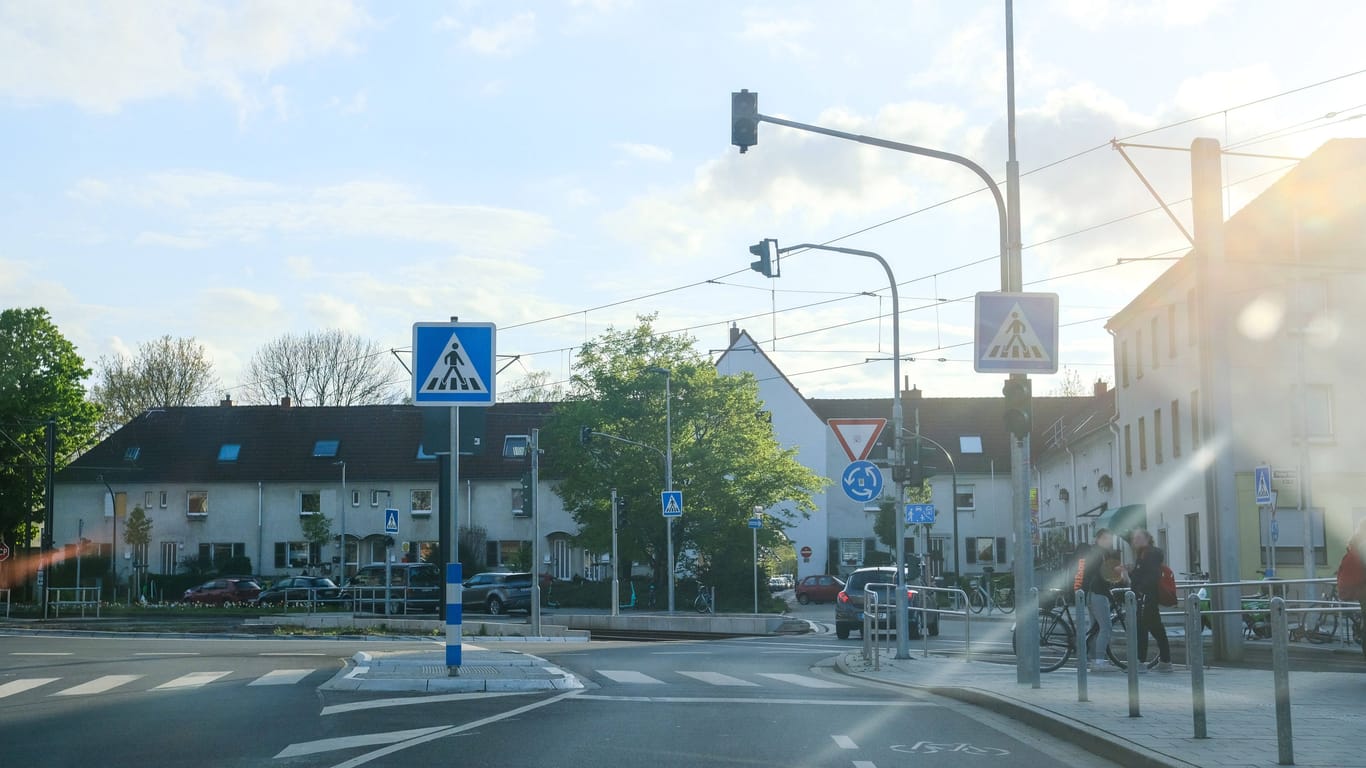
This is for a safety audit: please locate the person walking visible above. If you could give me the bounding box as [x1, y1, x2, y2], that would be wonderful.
[1082, 527, 1121, 672]
[1337, 519, 1366, 661]
[1127, 526, 1174, 673]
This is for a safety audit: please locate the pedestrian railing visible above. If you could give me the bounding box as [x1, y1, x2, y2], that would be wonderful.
[263, 586, 336, 614]
[1, 588, 10, 618]
[346, 584, 437, 616]
[908, 584, 973, 661]
[859, 582, 973, 666]
[45, 586, 100, 618]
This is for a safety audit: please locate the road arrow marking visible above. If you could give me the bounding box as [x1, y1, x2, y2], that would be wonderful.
[275, 728, 450, 759]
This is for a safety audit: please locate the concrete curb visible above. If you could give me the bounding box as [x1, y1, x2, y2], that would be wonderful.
[834, 654, 1199, 768]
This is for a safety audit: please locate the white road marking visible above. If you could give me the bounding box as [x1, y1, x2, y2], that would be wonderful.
[650, 651, 711, 655]
[344, 665, 370, 680]
[321, 691, 539, 716]
[10, 652, 72, 656]
[832, 735, 858, 749]
[677, 671, 757, 687]
[259, 652, 326, 656]
[853, 762, 878, 768]
[0, 678, 59, 699]
[249, 669, 313, 686]
[153, 671, 231, 690]
[573, 695, 929, 706]
[598, 670, 665, 684]
[757, 673, 851, 689]
[134, 652, 198, 656]
[274, 728, 450, 759]
[53, 675, 142, 696]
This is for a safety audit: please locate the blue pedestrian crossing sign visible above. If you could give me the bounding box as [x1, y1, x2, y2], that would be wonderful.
[841, 460, 884, 503]
[412, 322, 496, 406]
[1254, 465, 1273, 505]
[905, 503, 936, 524]
[661, 491, 683, 518]
[384, 508, 400, 535]
[974, 292, 1059, 374]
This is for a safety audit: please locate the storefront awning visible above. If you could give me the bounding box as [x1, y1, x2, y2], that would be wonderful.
[1094, 503, 1148, 535]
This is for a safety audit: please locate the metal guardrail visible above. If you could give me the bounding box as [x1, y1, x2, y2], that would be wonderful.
[345, 584, 439, 616]
[45, 587, 101, 618]
[260, 586, 340, 614]
[859, 582, 974, 665]
[909, 584, 973, 661]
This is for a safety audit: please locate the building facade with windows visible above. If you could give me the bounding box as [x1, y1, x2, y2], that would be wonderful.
[1105, 138, 1366, 580]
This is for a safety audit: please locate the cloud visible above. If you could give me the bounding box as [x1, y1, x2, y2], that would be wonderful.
[0, 0, 371, 112]
[306, 293, 363, 331]
[616, 143, 673, 163]
[1050, 0, 1231, 30]
[740, 12, 813, 56]
[460, 12, 536, 56]
[133, 231, 209, 249]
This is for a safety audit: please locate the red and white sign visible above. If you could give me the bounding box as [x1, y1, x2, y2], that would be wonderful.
[828, 418, 886, 462]
[799, 545, 813, 560]
[0, 542, 9, 562]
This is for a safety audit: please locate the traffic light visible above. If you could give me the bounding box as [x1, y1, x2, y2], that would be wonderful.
[520, 472, 534, 510]
[731, 89, 759, 153]
[749, 238, 779, 278]
[1003, 377, 1032, 439]
[616, 497, 628, 531]
[579, 426, 593, 446]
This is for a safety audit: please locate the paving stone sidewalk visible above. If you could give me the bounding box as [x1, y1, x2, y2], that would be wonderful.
[322, 642, 584, 694]
[837, 652, 1364, 768]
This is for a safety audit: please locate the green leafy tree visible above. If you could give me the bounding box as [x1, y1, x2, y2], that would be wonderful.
[300, 512, 332, 569]
[0, 308, 101, 548]
[91, 335, 218, 435]
[123, 505, 153, 550]
[872, 483, 932, 563]
[545, 316, 826, 599]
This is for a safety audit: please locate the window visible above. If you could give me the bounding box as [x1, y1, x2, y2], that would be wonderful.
[187, 490, 208, 517]
[300, 491, 321, 516]
[1191, 389, 1201, 448]
[1150, 317, 1160, 368]
[145, 491, 155, 510]
[410, 489, 433, 516]
[1153, 408, 1163, 464]
[312, 440, 339, 458]
[1187, 288, 1199, 347]
[959, 435, 983, 453]
[1171, 399, 1182, 458]
[1167, 304, 1177, 358]
[965, 537, 1008, 565]
[159, 490, 167, 508]
[512, 487, 528, 517]
[351, 490, 361, 507]
[1136, 329, 1144, 378]
[124, 446, 140, 461]
[370, 490, 381, 507]
[198, 542, 245, 567]
[954, 484, 976, 511]
[217, 443, 241, 462]
[1124, 424, 1133, 476]
[1138, 416, 1148, 470]
[1120, 340, 1130, 387]
[274, 541, 319, 569]
[416, 444, 437, 460]
[839, 538, 865, 566]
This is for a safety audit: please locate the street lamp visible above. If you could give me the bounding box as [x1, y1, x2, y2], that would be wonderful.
[98, 474, 117, 593]
[333, 460, 346, 581]
[646, 366, 676, 613]
[748, 240, 912, 660]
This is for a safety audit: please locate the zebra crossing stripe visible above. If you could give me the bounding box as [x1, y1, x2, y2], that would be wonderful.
[249, 669, 313, 686]
[676, 671, 756, 686]
[756, 673, 850, 689]
[153, 671, 231, 690]
[598, 670, 665, 684]
[53, 675, 142, 696]
[0, 678, 58, 699]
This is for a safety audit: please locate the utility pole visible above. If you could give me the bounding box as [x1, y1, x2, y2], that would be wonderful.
[1192, 137, 1244, 661]
[530, 428, 542, 636]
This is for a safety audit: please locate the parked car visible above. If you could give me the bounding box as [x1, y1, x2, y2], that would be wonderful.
[768, 576, 790, 592]
[795, 574, 845, 604]
[182, 578, 262, 605]
[463, 571, 534, 615]
[834, 564, 939, 640]
[255, 576, 341, 606]
[342, 563, 442, 614]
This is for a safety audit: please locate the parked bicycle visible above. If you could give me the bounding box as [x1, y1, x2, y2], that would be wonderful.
[1291, 585, 1349, 644]
[694, 583, 714, 614]
[1017, 588, 1159, 672]
[967, 566, 1014, 614]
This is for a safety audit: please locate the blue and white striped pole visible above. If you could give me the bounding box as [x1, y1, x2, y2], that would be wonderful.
[446, 563, 462, 672]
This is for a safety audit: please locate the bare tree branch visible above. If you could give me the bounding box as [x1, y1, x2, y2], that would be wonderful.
[244, 329, 400, 406]
[91, 335, 218, 434]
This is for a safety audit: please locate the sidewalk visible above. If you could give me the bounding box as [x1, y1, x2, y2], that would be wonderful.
[837, 651, 1364, 768]
[320, 641, 585, 694]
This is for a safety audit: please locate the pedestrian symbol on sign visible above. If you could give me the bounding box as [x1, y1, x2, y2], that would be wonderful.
[1254, 465, 1272, 505]
[422, 336, 488, 393]
[983, 305, 1049, 363]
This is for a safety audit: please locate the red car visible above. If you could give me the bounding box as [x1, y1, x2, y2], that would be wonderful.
[795, 574, 845, 604]
[182, 578, 262, 605]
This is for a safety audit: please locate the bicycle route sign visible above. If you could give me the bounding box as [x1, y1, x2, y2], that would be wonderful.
[840, 460, 883, 503]
[905, 503, 936, 524]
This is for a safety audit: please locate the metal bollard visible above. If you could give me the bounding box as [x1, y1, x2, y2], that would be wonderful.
[962, 590, 972, 663]
[1075, 589, 1089, 702]
[1186, 594, 1207, 739]
[920, 590, 929, 659]
[1126, 589, 1140, 717]
[862, 593, 872, 662]
[1271, 597, 1294, 765]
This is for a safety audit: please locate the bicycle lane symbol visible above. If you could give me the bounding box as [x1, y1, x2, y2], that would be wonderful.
[892, 742, 1010, 756]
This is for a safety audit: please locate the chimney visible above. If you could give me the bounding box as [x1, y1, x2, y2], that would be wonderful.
[729, 323, 741, 346]
[280, 396, 292, 408]
[1093, 379, 1108, 398]
[903, 376, 922, 400]
[220, 394, 233, 407]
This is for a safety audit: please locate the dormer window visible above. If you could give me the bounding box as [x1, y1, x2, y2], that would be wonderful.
[312, 440, 339, 458]
[217, 444, 241, 462]
[124, 446, 140, 461]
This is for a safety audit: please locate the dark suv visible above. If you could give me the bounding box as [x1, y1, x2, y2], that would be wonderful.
[833, 562, 939, 640]
[342, 563, 442, 614]
[463, 571, 533, 615]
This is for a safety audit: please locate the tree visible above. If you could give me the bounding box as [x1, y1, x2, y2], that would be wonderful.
[0, 308, 101, 549]
[91, 335, 218, 434]
[1049, 367, 1091, 397]
[300, 512, 332, 571]
[546, 316, 826, 600]
[872, 484, 931, 559]
[123, 505, 154, 599]
[500, 369, 566, 403]
[243, 329, 400, 406]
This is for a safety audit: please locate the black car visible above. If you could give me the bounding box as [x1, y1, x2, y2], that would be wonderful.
[256, 576, 341, 606]
[462, 571, 533, 615]
[833, 563, 940, 640]
[342, 563, 442, 614]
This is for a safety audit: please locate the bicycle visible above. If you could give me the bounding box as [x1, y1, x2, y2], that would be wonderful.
[694, 583, 714, 614]
[1017, 589, 1158, 672]
[1292, 585, 1344, 644]
[967, 567, 1015, 614]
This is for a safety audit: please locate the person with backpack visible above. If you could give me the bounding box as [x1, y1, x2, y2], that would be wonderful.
[1337, 519, 1366, 661]
[1126, 526, 1174, 673]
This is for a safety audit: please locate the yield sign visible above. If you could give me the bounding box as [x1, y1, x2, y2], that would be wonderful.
[828, 418, 886, 462]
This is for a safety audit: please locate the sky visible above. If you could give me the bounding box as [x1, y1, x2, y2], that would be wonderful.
[4, 0, 1366, 404]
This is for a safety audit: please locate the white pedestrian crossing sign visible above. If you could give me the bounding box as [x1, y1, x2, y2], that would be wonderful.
[661, 491, 683, 518]
[974, 292, 1059, 374]
[412, 322, 496, 406]
[1254, 465, 1272, 505]
[384, 508, 400, 535]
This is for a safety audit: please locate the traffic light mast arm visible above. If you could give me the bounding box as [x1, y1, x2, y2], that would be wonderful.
[582, 429, 666, 463]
